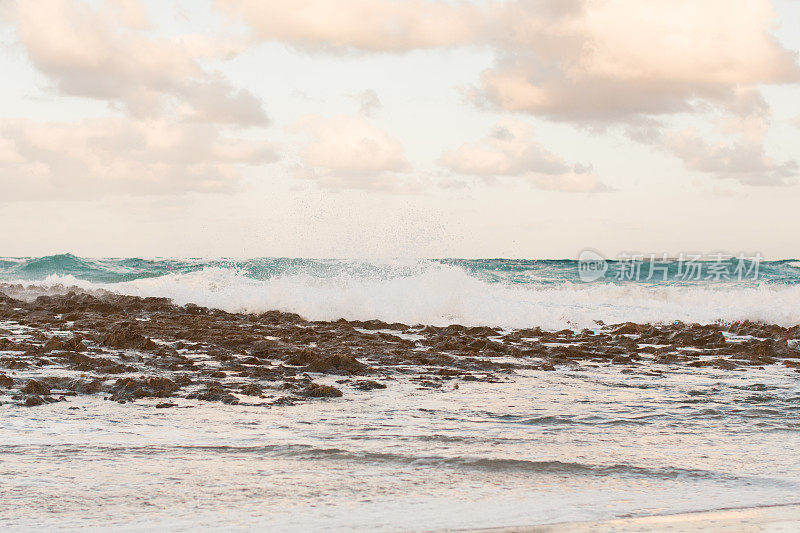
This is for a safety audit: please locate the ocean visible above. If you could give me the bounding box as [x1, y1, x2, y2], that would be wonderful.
[2, 254, 800, 530]
[1, 253, 799, 330]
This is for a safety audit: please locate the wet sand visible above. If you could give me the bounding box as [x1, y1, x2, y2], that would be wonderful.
[2, 283, 800, 408]
[468, 503, 800, 532]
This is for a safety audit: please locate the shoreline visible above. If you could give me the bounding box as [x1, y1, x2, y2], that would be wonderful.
[3, 284, 800, 530]
[2, 284, 800, 407]
[463, 503, 800, 532]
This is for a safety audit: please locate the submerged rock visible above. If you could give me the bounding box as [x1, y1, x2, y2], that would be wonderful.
[108, 376, 179, 402]
[43, 336, 86, 353]
[188, 384, 240, 404]
[22, 395, 46, 407]
[304, 353, 372, 375]
[302, 383, 343, 398]
[21, 379, 50, 395]
[354, 380, 387, 391]
[101, 325, 158, 351]
[3, 285, 799, 411]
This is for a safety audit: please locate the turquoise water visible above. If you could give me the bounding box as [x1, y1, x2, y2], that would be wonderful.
[3, 255, 800, 530]
[1, 253, 799, 329]
[0, 253, 795, 286]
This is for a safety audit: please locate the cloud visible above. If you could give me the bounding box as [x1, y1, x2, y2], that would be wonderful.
[11, 0, 268, 125]
[214, 0, 480, 52]
[440, 120, 608, 192]
[219, 0, 798, 127]
[215, 0, 800, 191]
[476, 0, 800, 124]
[356, 89, 381, 117]
[440, 121, 570, 176]
[660, 129, 798, 186]
[291, 115, 411, 191]
[0, 118, 278, 201]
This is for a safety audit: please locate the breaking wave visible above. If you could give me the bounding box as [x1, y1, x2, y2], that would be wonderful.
[2, 254, 800, 330]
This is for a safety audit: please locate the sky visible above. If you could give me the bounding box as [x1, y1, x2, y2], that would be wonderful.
[1, 0, 799, 259]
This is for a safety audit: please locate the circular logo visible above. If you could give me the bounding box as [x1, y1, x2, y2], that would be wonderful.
[577, 249, 607, 282]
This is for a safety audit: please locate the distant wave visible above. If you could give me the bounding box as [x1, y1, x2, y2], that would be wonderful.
[0, 443, 727, 480]
[2, 254, 800, 330]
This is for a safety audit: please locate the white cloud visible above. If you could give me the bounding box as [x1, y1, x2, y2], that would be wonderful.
[104, 0, 148, 29]
[0, 118, 278, 201]
[11, 0, 268, 125]
[356, 89, 381, 117]
[217, 0, 800, 190]
[441, 121, 569, 176]
[219, 0, 799, 126]
[291, 115, 410, 191]
[440, 120, 607, 192]
[661, 129, 798, 186]
[475, 0, 799, 124]
[5, 0, 797, 200]
[215, 0, 479, 52]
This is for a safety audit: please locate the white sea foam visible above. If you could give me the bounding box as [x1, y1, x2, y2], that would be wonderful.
[21, 261, 800, 330]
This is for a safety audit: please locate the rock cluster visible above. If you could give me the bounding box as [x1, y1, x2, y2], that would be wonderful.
[1, 286, 799, 408]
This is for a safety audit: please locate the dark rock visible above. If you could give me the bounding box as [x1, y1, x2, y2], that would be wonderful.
[354, 380, 386, 391]
[240, 383, 264, 396]
[21, 379, 50, 395]
[305, 353, 371, 375]
[43, 336, 86, 352]
[688, 358, 739, 370]
[68, 378, 104, 394]
[101, 325, 158, 351]
[609, 322, 643, 335]
[250, 339, 285, 359]
[272, 396, 296, 406]
[108, 376, 179, 402]
[189, 385, 239, 404]
[58, 352, 134, 374]
[22, 395, 46, 407]
[0, 338, 24, 351]
[302, 383, 343, 398]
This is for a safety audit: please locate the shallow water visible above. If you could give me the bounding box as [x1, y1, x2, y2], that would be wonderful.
[3, 257, 800, 530]
[3, 362, 800, 531]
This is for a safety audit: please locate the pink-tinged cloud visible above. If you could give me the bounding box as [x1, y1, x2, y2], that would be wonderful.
[662, 129, 798, 186]
[291, 115, 414, 191]
[215, 0, 480, 52]
[12, 0, 268, 126]
[474, 0, 800, 123]
[0, 118, 278, 201]
[219, 0, 799, 124]
[440, 120, 608, 192]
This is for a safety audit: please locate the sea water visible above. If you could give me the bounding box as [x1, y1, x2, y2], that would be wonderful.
[1, 254, 800, 530]
[1, 253, 799, 330]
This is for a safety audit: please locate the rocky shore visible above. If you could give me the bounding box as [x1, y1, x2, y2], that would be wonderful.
[1, 284, 799, 408]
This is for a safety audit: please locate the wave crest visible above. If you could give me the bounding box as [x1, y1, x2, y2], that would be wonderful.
[15, 262, 800, 330]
